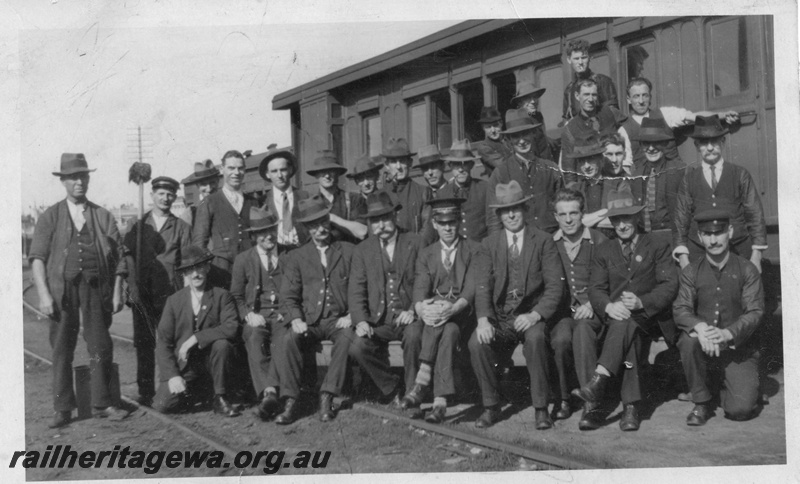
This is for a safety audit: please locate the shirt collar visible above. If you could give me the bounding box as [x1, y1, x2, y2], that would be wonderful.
[553, 226, 591, 242]
[706, 252, 730, 271]
[274, 186, 294, 198]
[505, 227, 525, 244]
[382, 230, 398, 247]
[66, 198, 86, 210]
[618, 234, 639, 248]
[702, 159, 725, 171]
[222, 185, 241, 198]
[440, 238, 459, 251]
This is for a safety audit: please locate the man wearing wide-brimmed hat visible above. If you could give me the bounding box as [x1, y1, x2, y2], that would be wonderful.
[348, 192, 425, 408]
[562, 38, 619, 122]
[400, 197, 489, 424]
[511, 79, 555, 161]
[273, 196, 355, 424]
[486, 108, 563, 235]
[307, 150, 367, 243]
[345, 154, 384, 225]
[565, 138, 620, 217]
[122, 176, 192, 406]
[629, 117, 687, 236]
[30, 153, 129, 428]
[473, 106, 513, 175]
[153, 245, 241, 417]
[179, 159, 220, 226]
[468, 181, 564, 430]
[413, 144, 449, 199]
[673, 115, 767, 273]
[573, 187, 678, 432]
[381, 137, 429, 233]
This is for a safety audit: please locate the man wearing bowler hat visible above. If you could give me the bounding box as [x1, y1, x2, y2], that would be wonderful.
[273, 196, 355, 424]
[511, 79, 555, 161]
[345, 154, 384, 226]
[180, 159, 220, 226]
[123, 176, 192, 405]
[30, 153, 128, 428]
[306, 150, 368, 243]
[486, 108, 563, 235]
[673, 209, 765, 425]
[473, 106, 513, 175]
[153, 246, 241, 417]
[256, 146, 310, 252]
[348, 192, 425, 405]
[382, 138, 429, 234]
[673, 115, 767, 273]
[573, 187, 678, 431]
[193, 150, 256, 289]
[468, 181, 564, 430]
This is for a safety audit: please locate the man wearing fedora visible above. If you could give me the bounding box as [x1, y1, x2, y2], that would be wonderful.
[564, 138, 629, 224]
[122, 176, 192, 406]
[153, 245, 241, 417]
[193, 150, 256, 289]
[273, 196, 355, 424]
[673, 115, 767, 273]
[382, 138, 429, 234]
[436, 139, 489, 241]
[307, 150, 368, 243]
[673, 209, 764, 425]
[180, 159, 220, 226]
[345, 155, 384, 225]
[550, 187, 609, 428]
[30, 153, 128, 428]
[468, 181, 564, 430]
[348, 192, 425, 405]
[415, 144, 450, 200]
[486, 108, 562, 235]
[573, 187, 678, 431]
[562, 39, 619, 123]
[473, 106, 514, 175]
[256, 146, 310, 253]
[400, 197, 489, 423]
[511, 79, 555, 161]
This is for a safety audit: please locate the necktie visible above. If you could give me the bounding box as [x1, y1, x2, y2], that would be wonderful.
[73, 204, 86, 232]
[622, 241, 633, 262]
[710, 165, 718, 191]
[382, 240, 392, 263]
[319, 246, 328, 268]
[265, 254, 272, 273]
[281, 192, 292, 235]
[443, 247, 455, 272]
[643, 168, 656, 232]
[510, 234, 520, 260]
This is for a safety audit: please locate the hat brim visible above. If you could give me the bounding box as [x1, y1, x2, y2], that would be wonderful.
[489, 194, 534, 209]
[566, 148, 605, 159]
[365, 204, 401, 219]
[297, 206, 332, 224]
[501, 123, 541, 135]
[511, 88, 546, 105]
[181, 171, 220, 185]
[307, 165, 348, 176]
[689, 128, 729, 139]
[246, 221, 281, 232]
[432, 214, 460, 223]
[258, 150, 297, 180]
[443, 155, 480, 162]
[478, 116, 502, 124]
[635, 133, 674, 142]
[605, 205, 645, 218]
[52, 167, 96, 176]
[382, 152, 417, 160]
[176, 253, 215, 272]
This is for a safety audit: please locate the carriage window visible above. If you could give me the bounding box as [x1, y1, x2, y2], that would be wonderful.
[590, 51, 610, 78]
[459, 81, 485, 143]
[363, 111, 382, 157]
[430, 90, 453, 151]
[536, 63, 563, 132]
[624, 40, 656, 87]
[707, 17, 750, 97]
[408, 101, 427, 152]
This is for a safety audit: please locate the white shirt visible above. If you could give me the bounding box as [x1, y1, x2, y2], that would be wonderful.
[256, 245, 279, 272]
[272, 187, 295, 221]
[66, 199, 86, 232]
[632, 106, 694, 129]
[702, 159, 724, 189]
[222, 186, 243, 214]
[316, 244, 329, 268]
[505, 227, 525, 254]
[381, 231, 398, 262]
[150, 212, 168, 232]
[440, 239, 459, 267]
[190, 288, 204, 315]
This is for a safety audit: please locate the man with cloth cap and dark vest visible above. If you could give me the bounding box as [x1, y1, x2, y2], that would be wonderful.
[673, 209, 764, 425]
[30, 153, 128, 428]
[306, 150, 368, 243]
[673, 115, 767, 273]
[123, 176, 192, 406]
[180, 159, 220, 226]
[473, 106, 514, 176]
[468, 180, 564, 430]
[382, 138, 429, 234]
[348, 191, 425, 406]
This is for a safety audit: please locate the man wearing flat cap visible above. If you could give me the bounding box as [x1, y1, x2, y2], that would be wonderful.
[486, 108, 563, 235]
[180, 159, 220, 226]
[473, 106, 514, 175]
[573, 187, 678, 431]
[348, 192, 425, 405]
[273, 196, 355, 424]
[673, 209, 764, 425]
[468, 181, 564, 430]
[673, 115, 768, 273]
[29, 153, 128, 428]
[193, 150, 256, 289]
[306, 150, 367, 243]
[153, 246, 241, 417]
[345, 155, 384, 226]
[123, 176, 192, 405]
[511, 80, 556, 161]
[256, 146, 310, 252]
[382, 138, 429, 234]
[399, 197, 489, 424]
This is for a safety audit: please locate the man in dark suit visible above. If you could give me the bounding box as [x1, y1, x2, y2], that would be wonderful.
[439, 139, 489, 241]
[348, 192, 424, 403]
[193, 150, 256, 288]
[306, 150, 367, 243]
[152, 246, 241, 417]
[382, 138, 429, 234]
[123, 176, 192, 406]
[400, 197, 489, 423]
[469, 181, 564, 429]
[230, 208, 286, 420]
[30, 154, 128, 428]
[473, 106, 513, 175]
[573, 187, 678, 431]
[344, 155, 384, 226]
[273, 197, 355, 424]
[673, 115, 767, 273]
[674, 210, 764, 425]
[511, 80, 555, 161]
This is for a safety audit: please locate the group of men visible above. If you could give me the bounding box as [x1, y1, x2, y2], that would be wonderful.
[31, 37, 768, 433]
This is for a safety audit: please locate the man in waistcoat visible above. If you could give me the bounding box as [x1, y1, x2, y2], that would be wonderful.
[306, 150, 368, 243]
[30, 153, 128, 428]
[382, 138, 429, 234]
[255, 146, 310, 253]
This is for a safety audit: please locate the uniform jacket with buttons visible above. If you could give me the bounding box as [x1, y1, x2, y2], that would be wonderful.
[280, 240, 354, 325]
[155, 286, 239, 380]
[349, 231, 424, 326]
[229, 246, 284, 319]
[192, 190, 255, 266]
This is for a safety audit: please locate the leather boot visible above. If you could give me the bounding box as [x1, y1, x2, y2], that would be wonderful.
[400, 383, 427, 409]
[571, 372, 608, 404]
[319, 392, 335, 422]
[255, 390, 281, 421]
[274, 398, 297, 425]
[578, 401, 603, 430]
[619, 403, 640, 431]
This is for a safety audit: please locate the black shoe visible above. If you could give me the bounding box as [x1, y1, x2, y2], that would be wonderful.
[619, 403, 640, 431]
[572, 373, 608, 404]
[137, 395, 154, 407]
[49, 411, 71, 429]
[534, 407, 553, 430]
[379, 383, 404, 406]
[686, 403, 711, 426]
[400, 383, 427, 409]
[319, 392, 335, 422]
[92, 406, 130, 421]
[255, 391, 281, 421]
[554, 400, 572, 420]
[475, 406, 501, 429]
[274, 398, 296, 425]
[578, 401, 604, 430]
[424, 405, 447, 424]
[212, 395, 241, 418]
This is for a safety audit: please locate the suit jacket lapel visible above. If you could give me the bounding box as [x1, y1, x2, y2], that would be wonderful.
[495, 234, 508, 303]
[326, 243, 342, 276]
[195, 289, 213, 329]
[373, 237, 386, 287]
[520, 230, 534, 294]
[628, 235, 649, 278]
[393, 234, 408, 285]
